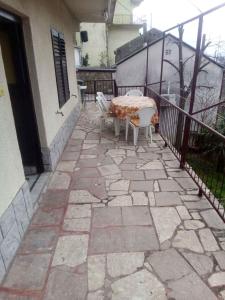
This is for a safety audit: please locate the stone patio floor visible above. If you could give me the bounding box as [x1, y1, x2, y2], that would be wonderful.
[1, 102, 225, 299]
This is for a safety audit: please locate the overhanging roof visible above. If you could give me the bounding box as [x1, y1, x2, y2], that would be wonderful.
[64, 0, 116, 22]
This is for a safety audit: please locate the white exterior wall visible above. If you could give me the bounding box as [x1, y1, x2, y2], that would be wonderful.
[80, 23, 107, 67]
[0, 0, 79, 214]
[116, 36, 223, 109]
[0, 47, 25, 215]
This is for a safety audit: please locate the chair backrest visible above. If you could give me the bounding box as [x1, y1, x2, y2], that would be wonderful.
[96, 96, 105, 113]
[96, 91, 110, 111]
[137, 107, 155, 127]
[97, 92, 106, 100]
[126, 89, 143, 97]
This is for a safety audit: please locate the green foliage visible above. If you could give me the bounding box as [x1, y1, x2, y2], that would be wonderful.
[82, 54, 89, 66]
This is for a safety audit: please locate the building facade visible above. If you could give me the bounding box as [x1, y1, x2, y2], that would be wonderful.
[0, 0, 115, 280]
[78, 0, 143, 66]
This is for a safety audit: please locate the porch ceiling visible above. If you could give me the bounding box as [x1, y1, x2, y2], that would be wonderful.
[64, 0, 116, 22]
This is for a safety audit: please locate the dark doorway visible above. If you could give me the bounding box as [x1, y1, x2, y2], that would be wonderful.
[0, 9, 43, 188]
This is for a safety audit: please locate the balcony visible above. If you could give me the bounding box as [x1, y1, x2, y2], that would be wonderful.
[113, 14, 144, 25]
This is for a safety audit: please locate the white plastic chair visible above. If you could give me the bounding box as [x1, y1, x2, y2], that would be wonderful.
[125, 107, 155, 145]
[125, 89, 143, 96]
[96, 96, 119, 135]
[97, 91, 111, 110]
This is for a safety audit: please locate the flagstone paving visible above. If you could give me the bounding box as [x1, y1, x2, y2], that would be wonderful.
[1, 102, 225, 299]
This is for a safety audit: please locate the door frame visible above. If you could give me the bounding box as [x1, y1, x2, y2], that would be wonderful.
[0, 8, 44, 174]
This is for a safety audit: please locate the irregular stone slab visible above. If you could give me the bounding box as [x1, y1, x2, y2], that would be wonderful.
[61, 151, 80, 161]
[107, 252, 144, 278]
[191, 212, 201, 219]
[158, 179, 183, 192]
[130, 180, 154, 192]
[119, 164, 136, 171]
[181, 194, 201, 201]
[69, 190, 100, 204]
[48, 172, 71, 190]
[74, 168, 100, 178]
[108, 195, 132, 207]
[106, 149, 126, 157]
[89, 226, 159, 254]
[168, 272, 217, 300]
[89, 227, 126, 254]
[182, 252, 213, 276]
[65, 204, 91, 218]
[92, 207, 122, 227]
[199, 228, 219, 251]
[184, 220, 205, 230]
[124, 226, 159, 252]
[31, 208, 64, 226]
[172, 230, 204, 253]
[214, 251, 225, 270]
[3, 254, 51, 290]
[122, 207, 152, 226]
[127, 150, 136, 157]
[168, 170, 189, 178]
[80, 154, 97, 159]
[112, 157, 124, 165]
[63, 218, 90, 232]
[71, 177, 107, 200]
[56, 161, 76, 172]
[98, 164, 120, 176]
[111, 270, 167, 300]
[151, 207, 181, 243]
[148, 192, 156, 206]
[52, 235, 88, 267]
[72, 129, 86, 139]
[145, 170, 167, 180]
[82, 144, 97, 150]
[132, 192, 148, 205]
[87, 290, 104, 300]
[208, 272, 225, 287]
[155, 192, 182, 206]
[44, 267, 87, 300]
[88, 255, 105, 291]
[176, 205, 191, 220]
[40, 190, 68, 208]
[140, 161, 164, 170]
[19, 228, 58, 254]
[110, 180, 130, 191]
[185, 200, 211, 210]
[148, 248, 191, 281]
[175, 178, 197, 189]
[201, 209, 225, 230]
[122, 171, 145, 180]
[138, 153, 159, 160]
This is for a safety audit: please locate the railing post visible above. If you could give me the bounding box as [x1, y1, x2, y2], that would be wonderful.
[114, 80, 118, 97]
[94, 80, 97, 101]
[159, 33, 165, 95]
[180, 16, 203, 168]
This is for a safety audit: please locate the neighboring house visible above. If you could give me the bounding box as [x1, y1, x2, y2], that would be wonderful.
[0, 0, 115, 279]
[115, 33, 224, 122]
[78, 0, 144, 67]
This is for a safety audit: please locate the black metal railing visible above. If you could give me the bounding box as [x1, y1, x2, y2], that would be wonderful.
[147, 87, 225, 220]
[82, 80, 117, 101]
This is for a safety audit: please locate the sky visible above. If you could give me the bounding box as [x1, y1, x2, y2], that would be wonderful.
[133, 0, 225, 56]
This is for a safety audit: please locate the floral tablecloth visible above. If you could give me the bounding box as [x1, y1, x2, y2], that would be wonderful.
[110, 96, 159, 125]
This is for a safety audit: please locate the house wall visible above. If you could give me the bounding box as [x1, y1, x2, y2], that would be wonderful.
[80, 23, 107, 67]
[108, 25, 141, 65]
[116, 36, 223, 114]
[0, 0, 81, 280]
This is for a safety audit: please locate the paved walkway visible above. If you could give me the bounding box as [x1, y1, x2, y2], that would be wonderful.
[1, 102, 225, 299]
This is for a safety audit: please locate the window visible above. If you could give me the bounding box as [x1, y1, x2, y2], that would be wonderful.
[51, 28, 70, 108]
[165, 49, 172, 55]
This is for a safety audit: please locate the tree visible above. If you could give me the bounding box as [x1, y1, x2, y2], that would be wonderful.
[163, 25, 211, 149]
